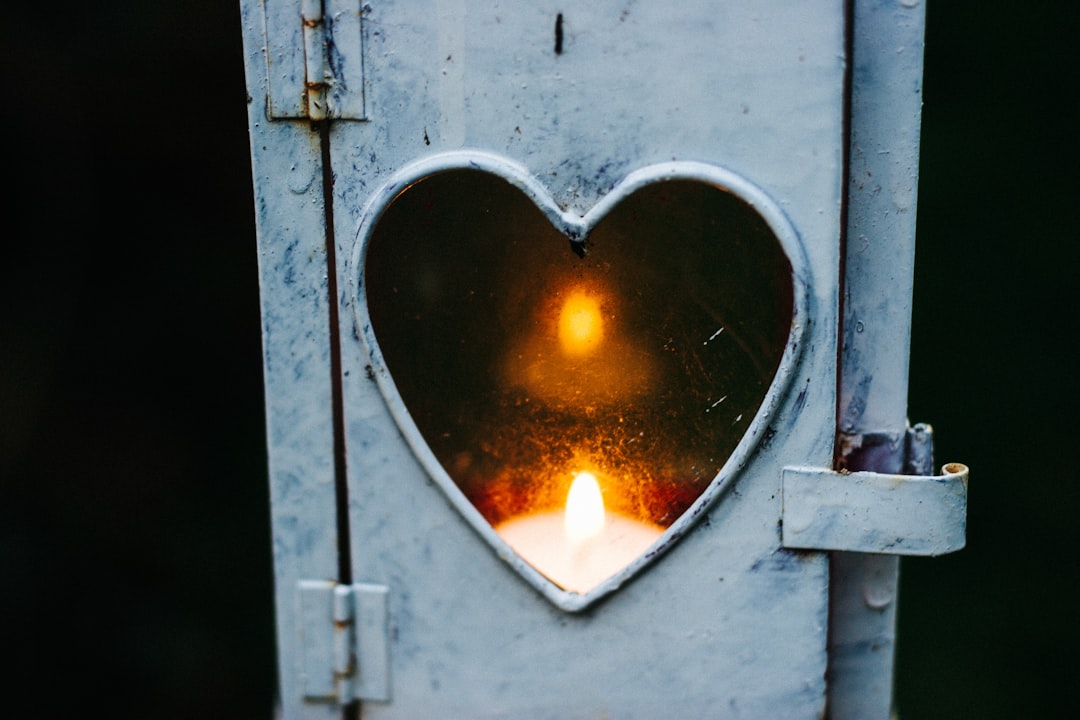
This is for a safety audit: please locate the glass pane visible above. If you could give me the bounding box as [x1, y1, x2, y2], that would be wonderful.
[364, 168, 792, 591]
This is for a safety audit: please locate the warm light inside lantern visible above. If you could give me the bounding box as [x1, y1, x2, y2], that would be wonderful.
[558, 291, 604, 356]
[364, 169, 796, 594]
[564, 471, 605, 545]
[495, 468, 663, 593]
[504, 280, 653, 407]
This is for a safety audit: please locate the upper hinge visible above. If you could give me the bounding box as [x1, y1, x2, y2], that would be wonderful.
[263, 0, 366, 121]
[298, 580, 390, 704]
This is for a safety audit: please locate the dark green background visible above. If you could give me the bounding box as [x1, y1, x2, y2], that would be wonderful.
[2, 2, 1075, 718]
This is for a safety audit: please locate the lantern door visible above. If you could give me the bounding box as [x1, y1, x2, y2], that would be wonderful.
[240, 1, 963, 718]
[335, 3, 839, 718]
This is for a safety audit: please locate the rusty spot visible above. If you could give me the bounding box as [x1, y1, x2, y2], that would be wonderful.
[784, 547, 817, 560]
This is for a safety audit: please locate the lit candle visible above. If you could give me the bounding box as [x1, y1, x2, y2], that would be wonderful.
[496, 472, 664, 593]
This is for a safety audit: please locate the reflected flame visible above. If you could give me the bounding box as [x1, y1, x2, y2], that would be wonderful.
[503, 280, 655, 407]
[558, 290, 604, 356]
[564, 471, 605, 545]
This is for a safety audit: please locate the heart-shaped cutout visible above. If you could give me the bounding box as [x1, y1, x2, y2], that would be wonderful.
[354, 154, 805, 610]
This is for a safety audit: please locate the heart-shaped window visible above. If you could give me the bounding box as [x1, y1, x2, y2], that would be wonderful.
[355, 155, 806, 610]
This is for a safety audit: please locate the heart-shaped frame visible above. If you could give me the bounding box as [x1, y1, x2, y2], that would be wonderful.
[350, 151, 810, 612]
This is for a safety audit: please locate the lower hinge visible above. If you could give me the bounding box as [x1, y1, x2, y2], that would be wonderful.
[298, 580, 390, 704]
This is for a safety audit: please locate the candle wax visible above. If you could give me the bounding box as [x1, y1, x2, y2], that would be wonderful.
[496, 511, 663, 593]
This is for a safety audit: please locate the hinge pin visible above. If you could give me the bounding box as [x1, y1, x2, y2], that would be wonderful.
[301, 0, 329, 120]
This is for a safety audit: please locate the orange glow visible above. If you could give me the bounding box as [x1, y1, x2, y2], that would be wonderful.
[494, 465, 665, 593]
[564, 472, 605, 545]
[502, 280, 655, 406]
[558, 290, 604, 356]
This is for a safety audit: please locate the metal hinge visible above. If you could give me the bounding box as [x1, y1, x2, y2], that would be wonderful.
[262, 0, 366, 121]
[781, 462, 968, 555]
[781, 424, 969, 556]
[298, 580, 390, 703]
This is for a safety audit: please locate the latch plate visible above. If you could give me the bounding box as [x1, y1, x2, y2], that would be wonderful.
[299, 580, 390, 703]
[781, 463, 968, 556]
[263, 0, 366, 120]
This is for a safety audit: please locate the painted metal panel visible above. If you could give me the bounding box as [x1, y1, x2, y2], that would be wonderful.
[262, 0, 308, 118]
[352, 583, 391, 701]
[329, 2, 844, 717]
[239, 2, 341, 719]
[324, 0, 366, 120]
[840, 0, 927, 444]
[298, 580, 338, 700]
[831, 1, 930, 718]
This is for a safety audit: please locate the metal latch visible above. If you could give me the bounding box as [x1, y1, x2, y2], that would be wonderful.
[262, 0, 366, 120]
[299, 580, 390, 703]
[781, 462, 968, 556]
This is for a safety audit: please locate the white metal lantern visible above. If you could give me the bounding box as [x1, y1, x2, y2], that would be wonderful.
[240, 1, 968, 718]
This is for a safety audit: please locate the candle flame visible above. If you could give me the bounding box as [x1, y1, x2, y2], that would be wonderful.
[564, 471, 605, 545]
[558, 290, 604, 356]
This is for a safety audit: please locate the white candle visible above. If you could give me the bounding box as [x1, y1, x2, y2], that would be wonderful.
[496, 472, 663, 593]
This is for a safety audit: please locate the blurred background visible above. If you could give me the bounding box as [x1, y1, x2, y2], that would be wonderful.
[1, 2, 1075, 718]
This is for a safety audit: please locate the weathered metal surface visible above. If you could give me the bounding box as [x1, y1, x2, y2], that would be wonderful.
[831, 1, 933, 718]
[328, 2, 844, 717]
[239, 0, 962, 717]
[298, 580, 339, 700]
[262, 0, 307, 118]
[351, 583, 391, 701]
[324, 0, 366, 119]
[298, 581, 390, 703]
[300, 0, 328, 120]
[839, 0, 926, 440]
[904, 421, 935, 475]
[263, 0, 366, 120]
[240, 2, 341, 719]
[781, 462, 968, 555]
